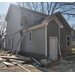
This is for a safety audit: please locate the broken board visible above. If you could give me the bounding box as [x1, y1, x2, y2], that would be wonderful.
[2, 62, 13, 67]
[1, 56, 31, 62]
[40, 59, 58, 67]
[0, 57, 4, 61]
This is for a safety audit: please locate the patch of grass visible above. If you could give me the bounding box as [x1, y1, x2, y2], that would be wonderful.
[64, 57, 75, 63]
[72, 48, 75, 53]
[72, 48, 75, 50]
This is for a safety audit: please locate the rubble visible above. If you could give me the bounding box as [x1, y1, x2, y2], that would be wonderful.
[0, 50, 75, 72]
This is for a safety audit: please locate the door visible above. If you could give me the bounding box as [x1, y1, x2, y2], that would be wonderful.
[49, 37, 58, 60]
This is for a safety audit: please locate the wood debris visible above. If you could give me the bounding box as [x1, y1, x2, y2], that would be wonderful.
[1, 56, 31, 62]
[2, 62, 13, 67]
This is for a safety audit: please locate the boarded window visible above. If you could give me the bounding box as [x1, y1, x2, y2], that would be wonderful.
[29, 31, 32, 42]
[66, 36, 70, 46]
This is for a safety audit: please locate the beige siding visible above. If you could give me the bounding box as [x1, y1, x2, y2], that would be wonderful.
[5, 5, 20, 49]
[21, 27, 45, 55]
[6, 5, 44, 50]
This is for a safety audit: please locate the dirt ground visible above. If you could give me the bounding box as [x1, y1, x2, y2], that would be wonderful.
[0, 50, 42, 72]
[0, 50, 75, 72]
[0, 63, 42, 72]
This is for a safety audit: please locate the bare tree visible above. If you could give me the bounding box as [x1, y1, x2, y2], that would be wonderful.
[0, 14, 7, 39]
[17, 2, 75, 15]
[17, 2, 75, 28]
[71, 24, 75, 30]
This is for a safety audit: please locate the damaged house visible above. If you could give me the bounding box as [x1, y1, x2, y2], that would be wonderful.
[5, 4, 74, 60]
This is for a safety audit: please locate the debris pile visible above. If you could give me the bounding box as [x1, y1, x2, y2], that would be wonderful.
[0, 50, 59, 72]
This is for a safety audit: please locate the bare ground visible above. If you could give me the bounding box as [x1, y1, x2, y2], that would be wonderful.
[0, 50, 75, 72]
[0, 50, 42, 72]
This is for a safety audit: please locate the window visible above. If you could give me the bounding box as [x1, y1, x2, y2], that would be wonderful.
[66, 35, 70, 47]
[29, 31, 32, 42]
[8, 38, 10, 45]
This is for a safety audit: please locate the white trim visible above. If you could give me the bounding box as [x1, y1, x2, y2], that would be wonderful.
[28, 31, 32, 42]
[54, 17, 63, 28]
[27, 23, 46, 31]
[66, 35, 70, 47]
[59, 26, 60, 46]
[45, 26, 47, 57]
[27, 16, 63, 31]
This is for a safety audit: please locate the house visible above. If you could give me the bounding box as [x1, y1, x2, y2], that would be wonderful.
[5, 4, 74, 60]
[72, 31, 75, 48]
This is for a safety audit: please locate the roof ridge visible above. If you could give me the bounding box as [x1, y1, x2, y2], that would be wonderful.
[10, 4, 47, 16]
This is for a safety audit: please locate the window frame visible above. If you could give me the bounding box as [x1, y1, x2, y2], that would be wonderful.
[66, 35, 70, 47]
[28, 31, 32, 42]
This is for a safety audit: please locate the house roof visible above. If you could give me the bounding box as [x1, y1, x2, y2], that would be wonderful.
[43, 12, 73, 31]
[26, 12, 63, 29]
[27, 12, 73, 31]
[57, 12, 73, 31]
[5, 4, 73, 31]
[5, 4, 47, 21]
[26, 17, 45, 28]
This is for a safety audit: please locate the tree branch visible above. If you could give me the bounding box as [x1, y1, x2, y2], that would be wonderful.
[61, 12, 75, 15]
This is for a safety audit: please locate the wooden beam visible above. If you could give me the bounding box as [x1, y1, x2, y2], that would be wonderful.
[2, 62, 13, 67]
[1, 56, 31, 62]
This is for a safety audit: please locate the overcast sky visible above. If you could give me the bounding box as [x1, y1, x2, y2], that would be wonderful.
[0, 2, 16, 14]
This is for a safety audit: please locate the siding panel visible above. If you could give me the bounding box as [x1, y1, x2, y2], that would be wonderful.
[56, 14, 71, 51]
[21, 27, 45, 55]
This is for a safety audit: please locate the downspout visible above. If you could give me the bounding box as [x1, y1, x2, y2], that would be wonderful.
[59, 26, 62, 60]
[45, 25, 48, 57]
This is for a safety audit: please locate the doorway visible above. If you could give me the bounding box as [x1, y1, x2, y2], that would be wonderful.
[49, 37, 58, 60]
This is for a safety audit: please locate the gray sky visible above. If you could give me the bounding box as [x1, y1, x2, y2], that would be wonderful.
[0, 2, 74, 26]
[0, 2, 16, 14]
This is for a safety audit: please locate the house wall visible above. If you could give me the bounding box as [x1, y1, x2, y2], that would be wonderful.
[5, 5, 20, 49]
[20, 8, 46, 27]
[20, 27, 45, 59]
[72, 40, 75, 48]
[56, 14, 71, 55]
[47, 20, 59, 56]
[5, 4, 46, 50]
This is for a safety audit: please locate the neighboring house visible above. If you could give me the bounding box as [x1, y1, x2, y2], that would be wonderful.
[72, 31, 75, 48]
[5, 4, 74, 60]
